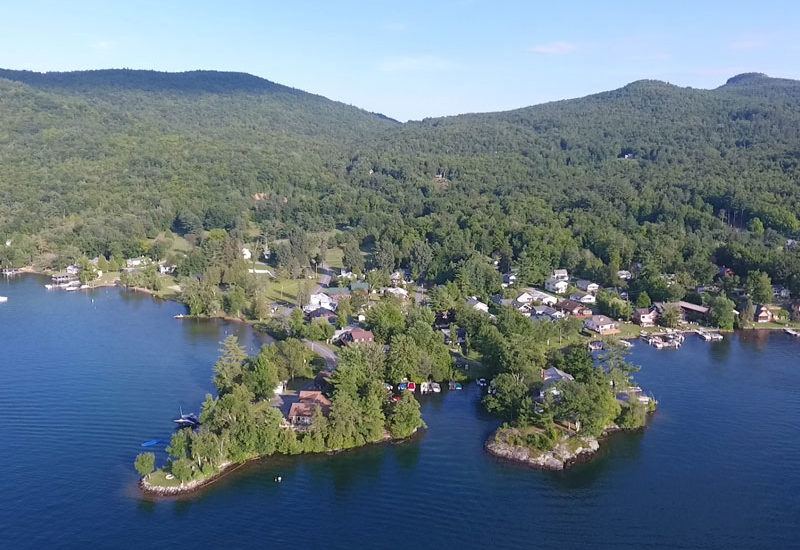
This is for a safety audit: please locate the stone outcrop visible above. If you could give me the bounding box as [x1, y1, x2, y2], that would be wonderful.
[485, 431, 600, 471]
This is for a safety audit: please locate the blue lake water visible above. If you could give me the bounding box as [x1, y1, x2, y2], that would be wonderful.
[1, 274, 799, 549]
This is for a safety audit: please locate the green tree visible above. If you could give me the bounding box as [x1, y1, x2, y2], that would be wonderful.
[709, 295, 736, 330]
[243, 346, 280, 399]
[170, 457, 194, 483]
[213, 335, 248, 394]
[134, 452, 155, 478]
[224, 285, 247, 316]
[389, 392, 425, 439]
[660, 304, 681, 328]
[635, 291, 652, 308]
[746, 270, 773, 304]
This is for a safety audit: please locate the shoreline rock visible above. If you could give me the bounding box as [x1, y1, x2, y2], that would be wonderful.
[485, 430, 600, 471]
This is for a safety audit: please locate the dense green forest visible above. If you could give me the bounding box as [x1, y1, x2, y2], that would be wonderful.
[2, 69, 800, 297]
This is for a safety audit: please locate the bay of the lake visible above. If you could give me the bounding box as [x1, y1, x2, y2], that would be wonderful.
[1, 274, 798, 549]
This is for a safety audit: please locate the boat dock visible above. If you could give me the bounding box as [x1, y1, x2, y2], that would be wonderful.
[784, 328, 800, 337]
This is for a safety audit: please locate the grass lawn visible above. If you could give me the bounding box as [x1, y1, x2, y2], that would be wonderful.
[146, 469, 181, 488]
[257, 274, 318, 304]
[325, 247, 344, 272]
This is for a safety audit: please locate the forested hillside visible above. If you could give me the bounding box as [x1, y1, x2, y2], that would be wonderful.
[2, 69, 800, 294]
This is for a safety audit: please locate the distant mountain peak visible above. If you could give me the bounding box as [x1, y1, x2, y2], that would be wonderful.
[725, 72, 770, 85]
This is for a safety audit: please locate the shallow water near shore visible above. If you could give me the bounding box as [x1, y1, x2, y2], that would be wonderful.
[1, 274, 799, 549]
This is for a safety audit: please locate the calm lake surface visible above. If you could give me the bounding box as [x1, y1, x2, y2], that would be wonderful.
[1, 275, 799, 549]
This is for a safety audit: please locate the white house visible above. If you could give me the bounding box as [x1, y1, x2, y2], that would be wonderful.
[570, 291, 596, 305]
[383, 287, 409, 300]
[551, 269, 569, 282]
[577, 280, 599, 293]
[466, 297, 489, 313]
[545, 277, 568, 294]
[584, 315, 620, 335]
[617, 270, 632, 280]
[242, 247, 252, 260]
[126, 257, 147, 269]
[305, 292, 335, 312]
[524, 288, 558, 306]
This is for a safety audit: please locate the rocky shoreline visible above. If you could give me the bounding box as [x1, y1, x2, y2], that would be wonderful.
[485, 430, 601, 471]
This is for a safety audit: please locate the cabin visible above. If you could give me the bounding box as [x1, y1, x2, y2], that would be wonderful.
[288, 391, 332, 427]
[339, 327, 374, 345]
[570, 291, 596, 305]
[634, 307, 658, 327]
[466, 297, 489, 313]
[756, 305, 774, 323]
[545, 277, 568, 294]
[576, 280, 599, 293]
[556, 299, 592, 318]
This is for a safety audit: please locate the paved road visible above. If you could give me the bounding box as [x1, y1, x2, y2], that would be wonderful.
[302, 338, 338, 370]
[311, 262, 333, 294]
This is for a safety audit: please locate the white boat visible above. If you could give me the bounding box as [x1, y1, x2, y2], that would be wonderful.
[430, 382, 441, 393]
[0, 296, 7, 303]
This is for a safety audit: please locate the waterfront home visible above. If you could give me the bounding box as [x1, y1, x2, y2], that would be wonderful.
[158, 263, 177, 275]
[126, 256, 148, 269]
[466, 297, 489, 313]
[383, 287, 409, 300]
[339, 327, 374, 345]
[577, 280, 599, 293]
[288, 391, 332, 427]
[634, 307, 658, 327]
[551, 269, 569, 282]
[756, 305, 775, 323]
[654, 301, 710, 323]
[584, 315, 620, 335]
[304, 292, 335, 312]
[537, 367, 576, 401]
[556, 299, 592, 318]
[570, 291, 596, 305]
[545, 277, 568, 294]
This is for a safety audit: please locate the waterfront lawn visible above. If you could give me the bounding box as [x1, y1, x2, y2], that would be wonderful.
[146, 469, 181, 488]
[260, 275, 317, 305]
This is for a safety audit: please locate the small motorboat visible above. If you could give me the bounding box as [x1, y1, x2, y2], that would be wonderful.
[173, 408, 199, 428]
[140, 439, 163, 447]
[430, 382, 441, 393]
[407, 381, 416, 392]
[476, 378, 487, 387]
[397, 382, 408, 391]
[0, 296, 7, 303]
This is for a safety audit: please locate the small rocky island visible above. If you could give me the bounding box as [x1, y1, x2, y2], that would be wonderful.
[482, 343, 655, 470]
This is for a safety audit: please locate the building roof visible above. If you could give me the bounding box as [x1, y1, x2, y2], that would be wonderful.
[298, 390, 332, 406]
[634, 307, 654, 316]
[553, 269, 568, 277]
[350, 281, 370, 292]
[589, 314, 615, 325]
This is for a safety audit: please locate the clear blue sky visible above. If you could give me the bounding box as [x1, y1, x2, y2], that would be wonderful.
[1, 1, 798, 121]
